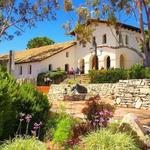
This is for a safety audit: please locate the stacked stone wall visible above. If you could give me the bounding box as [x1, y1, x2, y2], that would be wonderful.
[48, 79, 150, 110]
[115, 79, 150, 110]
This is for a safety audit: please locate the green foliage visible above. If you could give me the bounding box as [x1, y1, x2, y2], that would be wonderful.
[67, 79, 78, 84]
[108, 122, 147, 150]
[0, 70, 20, 139]
[89, 68, 127, 83]
[89, 65, 150, 83]
[44, 112, 61, 141]
[74, 24, 94, 45]
[14, 83, 50, 138]
[144, 67, 150, 78]
[64, 0, 73, 11]
[78, 129, 140, 150]
[53, 115, 75, 146]
[0, 70, 50, 140]
[128, 64, 145, 79]
[0, 137, 46, 150]
[27, 37, 55, 49]
[0, 1, 58, 40]
[0, 64, 7, 72]
[37, 70, 67, 85]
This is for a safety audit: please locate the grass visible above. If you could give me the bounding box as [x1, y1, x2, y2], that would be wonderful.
[77, 129, 140, 150]
[0, 137, 47, 150]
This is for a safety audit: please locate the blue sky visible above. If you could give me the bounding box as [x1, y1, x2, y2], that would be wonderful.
[0, 0, 139, 54]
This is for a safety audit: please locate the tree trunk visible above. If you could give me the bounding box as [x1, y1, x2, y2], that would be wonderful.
[137, 0, 150, 66]
[92, 37, 99, 70]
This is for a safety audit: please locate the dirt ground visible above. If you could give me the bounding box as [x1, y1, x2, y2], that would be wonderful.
[50, 98, 150, 128]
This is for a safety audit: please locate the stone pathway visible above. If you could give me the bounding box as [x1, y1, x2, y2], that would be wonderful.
[50, 98, 150, 128]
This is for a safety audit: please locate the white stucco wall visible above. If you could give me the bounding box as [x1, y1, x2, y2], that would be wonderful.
[13, 62, 41, 79]
[73, 22, 142, 73]
[13, 45, 76, 79]
[13, 22, 143, 79]
[39, 46, 76, 73]
[116, 28, 141, 50]
[92, 23, 117, 47]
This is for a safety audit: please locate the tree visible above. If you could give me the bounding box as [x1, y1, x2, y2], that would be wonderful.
[0, 0, 59, 41]
[1, 0, 149, 66]
[104, 0, 150, 66]
[27, 37, 55, 49]
[63, 0, 150, 66]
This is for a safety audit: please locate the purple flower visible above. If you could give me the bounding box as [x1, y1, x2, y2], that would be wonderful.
[103, 109, 109, 114]
[19, 113, 25, 122]
[31, 130, 36, 135]
[19, 118, 24, 122]
[92, 121, 96, 126]
[39, 121, 42, 126]
[33, 122, 41, 130]
[108, 111, 113, 116]
[99, 118, 104, 123]
[94, 119, 99, 122]
[34, 122, 39, 127]
[25, 114, 32, 123]
[99, 111, 104, 115]
[20, 113, 25, 117]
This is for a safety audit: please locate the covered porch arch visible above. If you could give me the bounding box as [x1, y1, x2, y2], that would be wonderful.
[89, 54, 99, 70]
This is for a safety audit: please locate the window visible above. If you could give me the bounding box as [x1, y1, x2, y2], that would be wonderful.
[119, 34, 123, 45]
[19, 66, 22, 75]
[49, 64, 52, 71]
[66, 52, 69, 57]
[125, 35, 129, 45]
[102, 34, 107, 44]
[65, 64, 69, 72]
[28, 65, 32, 74]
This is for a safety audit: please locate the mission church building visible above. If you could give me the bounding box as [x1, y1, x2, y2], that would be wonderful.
[0, 19, 143, 80]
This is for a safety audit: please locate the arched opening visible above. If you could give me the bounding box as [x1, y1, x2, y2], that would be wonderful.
[89, 55, 99, 70]
[120, 55, 124, 69]
[79, 59, 85, 74]
[106, 56, 110, 69]
[65, 64, 69, 72]
[104, 56, 111, 69]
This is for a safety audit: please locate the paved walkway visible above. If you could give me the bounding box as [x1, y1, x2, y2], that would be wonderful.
[50, 98, 150, 128]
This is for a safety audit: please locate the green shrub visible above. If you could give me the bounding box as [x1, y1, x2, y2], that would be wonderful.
[37, 70, 67, 85]
[67, 79, 78, 84]
[128, 64, 145, 79]
[89, 65, 150, 83]
[0, 70, 50, 140]
[14, 83, 50, 138]
[0, 137, 46, 150]
[53, 115, 75, 146]
[44, 112, 61, 141]
[78, 129, 140, 150]
[0, 70, 21, 139]
[108, 121, 147, 150]
[89, 69, 127, 83]
[144, 67, 150, 78]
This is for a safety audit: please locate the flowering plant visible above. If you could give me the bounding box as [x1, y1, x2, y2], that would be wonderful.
[16, 113, 42, 139]
[67, 122, 91, 148]
[91, 109, 113, 129]
[82, 100, 115, 129]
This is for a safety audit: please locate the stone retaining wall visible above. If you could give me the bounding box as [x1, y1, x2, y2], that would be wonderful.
[48, 83, 116, 101]
[48, 79, 150, 110]
[115, 79, 150, 110]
